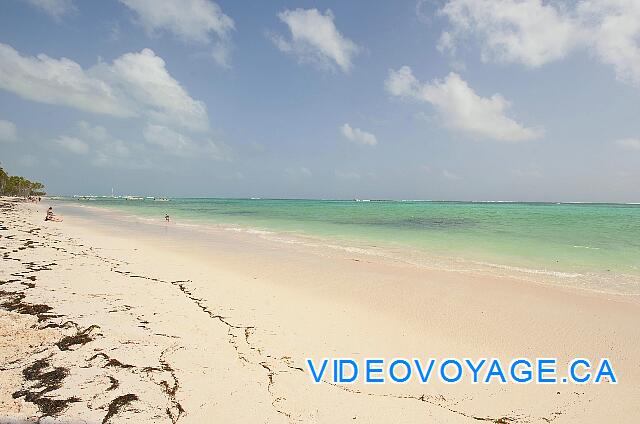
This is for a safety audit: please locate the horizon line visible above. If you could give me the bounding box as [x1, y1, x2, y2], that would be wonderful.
[44, 195, 640, 205]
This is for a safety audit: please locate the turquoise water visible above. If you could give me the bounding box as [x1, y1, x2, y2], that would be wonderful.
[54, 198, 640, 279]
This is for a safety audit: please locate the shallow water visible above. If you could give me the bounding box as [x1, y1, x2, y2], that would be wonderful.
[53, 197, 640, 296]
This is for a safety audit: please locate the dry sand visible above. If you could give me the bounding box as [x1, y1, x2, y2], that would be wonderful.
[1, 198, 639, 423]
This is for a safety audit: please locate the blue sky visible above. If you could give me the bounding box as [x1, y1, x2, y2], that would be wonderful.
[0, 0, 639, 201]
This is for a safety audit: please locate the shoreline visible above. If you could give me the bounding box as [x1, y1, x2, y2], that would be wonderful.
[54, 200, 640, 302]
[1, 199, 639, 422]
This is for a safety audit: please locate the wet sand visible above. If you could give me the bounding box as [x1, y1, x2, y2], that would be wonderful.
[1, 198, 639, 423]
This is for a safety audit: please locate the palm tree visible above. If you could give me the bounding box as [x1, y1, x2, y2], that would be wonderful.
[0, 166, 46, 197]
[0, 167, 8, 194]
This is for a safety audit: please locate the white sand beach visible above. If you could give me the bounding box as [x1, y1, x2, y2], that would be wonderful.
[1, 199, 639, 423]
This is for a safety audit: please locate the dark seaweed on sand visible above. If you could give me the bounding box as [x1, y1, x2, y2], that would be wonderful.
[56, 325, 99, 351]
[12, 359, 80, 418]
[102, 394, 139, 424]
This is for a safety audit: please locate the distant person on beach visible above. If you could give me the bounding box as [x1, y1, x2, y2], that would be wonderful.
[165, 214, 170, 222]
[45, 207, 63, 222]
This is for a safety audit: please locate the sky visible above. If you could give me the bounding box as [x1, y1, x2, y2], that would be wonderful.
[0, 0, 639, 202]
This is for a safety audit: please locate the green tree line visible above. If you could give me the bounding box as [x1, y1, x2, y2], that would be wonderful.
[0, 166, 46, 197]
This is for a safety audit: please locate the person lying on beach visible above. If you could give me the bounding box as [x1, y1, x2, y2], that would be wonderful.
[45, 207, 63, 222]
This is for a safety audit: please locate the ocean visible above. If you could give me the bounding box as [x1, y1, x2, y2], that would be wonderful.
[54, 197, 640, 296]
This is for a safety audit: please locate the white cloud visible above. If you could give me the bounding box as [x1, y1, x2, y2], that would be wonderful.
[416, 0, 439, 25]
[25, 0, 76, 20]
[0, 43, 209, 132]
[0, 119, 17, 142]
[334, 170, 361, 179]
[512, 168, 543, 178]
[56, 121, 151, 169]
[579, 0, 640, 87]
[143, 124, 228, 160]
[438, 0, 640, 87]
[76, 121, 131, 158]
[340, 123, 377, 146]
[143, 123, 197, 155]
[436, 31, 456, 56]
[272, 8, 359, 73]
[385, 66, 421, 98]
[615, 138, 640, 150]
[438, 0, 580, 67]
[442, 169, 461, 180]
[211, 42, 232, 68]
[285, 166, 312, 178]
[386, 67, 542, 142]
[53, 135, 89, 155]
[120, 0, 234, 67]
[18, 155, 38, 167]
[0, 43, 128, 118]
[93, 48, 209, 131]
[49, 119, 228, 170]
[120, 0, 233, 42]
[300, 167, 312, 177]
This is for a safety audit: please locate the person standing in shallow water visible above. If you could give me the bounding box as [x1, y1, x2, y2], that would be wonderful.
[165, 214, 170, 222]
